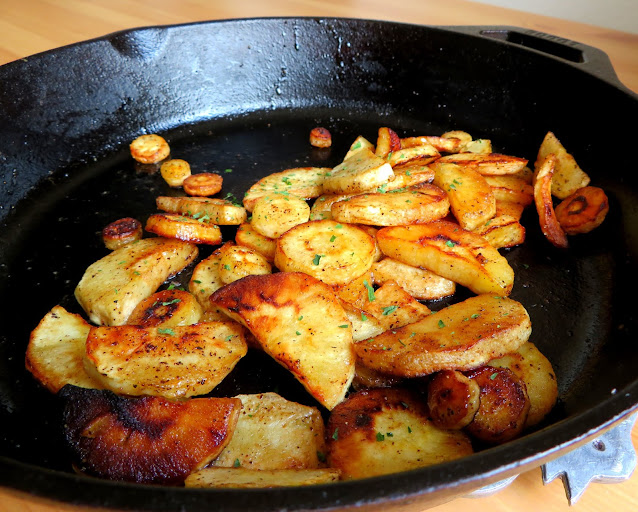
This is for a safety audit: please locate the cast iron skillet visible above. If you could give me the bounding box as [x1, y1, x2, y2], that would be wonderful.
[0, 18, 637, 511]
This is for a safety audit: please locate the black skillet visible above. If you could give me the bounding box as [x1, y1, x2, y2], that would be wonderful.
[1, 17, 637, 511]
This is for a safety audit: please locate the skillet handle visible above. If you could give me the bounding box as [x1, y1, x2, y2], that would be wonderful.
[452, 26, 632, 93]
[541, 413, 638, 504]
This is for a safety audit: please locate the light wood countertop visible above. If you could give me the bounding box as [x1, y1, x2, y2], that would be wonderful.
[1, 2, 637, 512]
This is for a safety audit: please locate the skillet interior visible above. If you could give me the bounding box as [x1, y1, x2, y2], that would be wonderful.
[1, 18, 638, 511]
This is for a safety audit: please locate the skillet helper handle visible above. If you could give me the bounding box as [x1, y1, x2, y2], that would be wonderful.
[542, 413, 638, 504]
[459, 26, 633, 93]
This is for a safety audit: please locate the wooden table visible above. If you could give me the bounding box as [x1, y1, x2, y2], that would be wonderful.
[1, 2, 637, 512]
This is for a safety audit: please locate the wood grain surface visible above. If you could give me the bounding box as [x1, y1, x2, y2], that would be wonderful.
[1, 2, 637, 512]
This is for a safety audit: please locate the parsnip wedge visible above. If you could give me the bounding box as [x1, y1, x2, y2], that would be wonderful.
[274, 220, 376, 286]
[323, 148, 394, 194]
[188, 243, 226, 310]
[371, 257, 455, 300]
[484, 175, 534, 207]
[186, 468, 340, 488]
[330, 185, 449, 226]
[435, 153, 528, 175]
[235, 222, 276, 262]
[26, 306, 102, 392]
[472, 214, 526, 249]
[211, 393, 326, 470]
[354, 294, 531, 377]
[387, 144, 439, 168]
[343, 136, 375, 161]
[431, 162, 496, 231]
[376, 221, 514, 296]
[361, 281, 430, 332]
[243, 167, 330, 212]
[536, 131, 590, 199]
[84, 322, 248, 399]
[75, 237, 198, 326]
[327, 388, 473, 479]
[210, 272, 355, 410]
[156, 196, 247, 225]
[401, 135, 463, 153]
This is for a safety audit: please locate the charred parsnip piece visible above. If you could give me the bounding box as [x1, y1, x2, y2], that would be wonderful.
[377, 221, 514, 296]
[211, 272, 355, 410]
[354, 294, 531, 377]
[533, 154, 568, 249]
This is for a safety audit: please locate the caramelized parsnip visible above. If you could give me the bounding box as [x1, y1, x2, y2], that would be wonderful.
[555, 186, 609, 235]
[183, 172, 223, 196]
[130, 134, 170, 164]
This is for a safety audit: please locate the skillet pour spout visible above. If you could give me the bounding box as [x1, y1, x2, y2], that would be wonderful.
[1, 17, 638, 511]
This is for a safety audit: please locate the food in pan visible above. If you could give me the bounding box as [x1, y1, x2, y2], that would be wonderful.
[26, 125, 607, 486]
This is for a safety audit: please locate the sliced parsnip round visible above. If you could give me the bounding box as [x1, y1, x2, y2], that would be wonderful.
[145, 213, 223, 245]
[235, 223, 277, 262]
[371, 257, 455, 300]
[274, 220, 376, 286]
[251, 194, 310, 239]
[427, 370, 480, 430]
[218, 244, 272, 284]
[330, 185, 449, 226]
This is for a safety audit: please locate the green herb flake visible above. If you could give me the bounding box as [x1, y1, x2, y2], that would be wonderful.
[437, 319, 446, 329]
[490, 372, 499, 380]
[312, 254, 323, 265]
[161, 299, 181, 306]
[407, 426, 413, 433]
[233, 458, 241, 467]
[223, 264, 231, 271]
[445, 240, 456, 248]
[352, 141, 362, 150]
[298, 315, 304, 321]
[118, 260, 127, 265]
[158, 328, 176, 336]
[471, 313, 480, 319]
[338, 324, 349, 328]
[361, 313, 368, 322]
[376, 432, 385, 442]
[334, 224, 343, 229]
[133, 271, 141, 276]
[363, 280, 376, 302]
[296, 331, 302, 336]
[225, 335, 235, 342]
[386, 432, 394, 437]
[224, 168, 233, 173]
[330, 235, 337, 242]
[382, 305, 398, 316]
[332, 428, 339, 440]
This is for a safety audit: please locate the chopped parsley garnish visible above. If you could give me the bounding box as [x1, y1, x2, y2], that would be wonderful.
[332, 428, 339, 440]
[161, 299, 181, 306]
[312, 254, 323, 265]
[445, 240, 456, 248]
[158, 328, 176, 336]
[233, 459, 241, 467]
[382, 305, 398, 316]
[363, 280, 376, 302]
[437, 319, 446, 329]
[330, 234, 337, 242]
[376, 432, 385, 442]
[490, 372, 499, 380]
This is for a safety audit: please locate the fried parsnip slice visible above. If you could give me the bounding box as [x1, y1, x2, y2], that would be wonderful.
[188, 244, 226, 309]
[401, 135, 463, 153]
[375, 127, 401, 158]
[462, 138, 492, 154]
[186, 468, 340, 488]
[130, 134, 170, 164]
[371, 257, 455, 300]
[243, 167, 329, 212]
[75, 237, 198, 326]
[332, 270, 375, 309]
[533, 154, 568, 249]
[274, 220, 376, 286]
[60, 385, 240, 485]
[472, 214, 526, 249]
[427, 370, 480, 430]
[484, 175, 534, 207]
[156, 196, 247, 225]
[212, 393, 326, 470]
[182, 172, 223, 196]
[435, 153, 528, 176]
[327, 388, 473, 479]
[352, 361, 404, 391]
[126, 289, 202, 327]
[383, 164, 435, 191]
[309, 193, 354, 220]
[361, 281, 431, 332]
[145, 213, 223, 245]
[340, 301, 385, 342]
[309, 126, 332, 148]
[387, 144, 439, 168]
[536, 131, 590, 199]
[84, 322, 247, 399]
[235, 222, 277, 261]
[488, 342, 558, 428]
[377, 221, 515, 296]
[495, 199, 525, 221]
[555, 186, 609, 235]
[160, 158, 191, 187]
[463, 366, 530, 444]
[26, 306, 102, 393]
[343, 136, 375, 160]
[431, 162, 496, 230]
[330, 185, 449, 227]
[102, 217, 142, 250]
[251, 194, 310, 239]
[442, 130, 472, 145]
[218, 243, 272, 284]
[210, 272, 355, 410]
[323, 148, 394, 194]
[354, 294, 531, 377]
